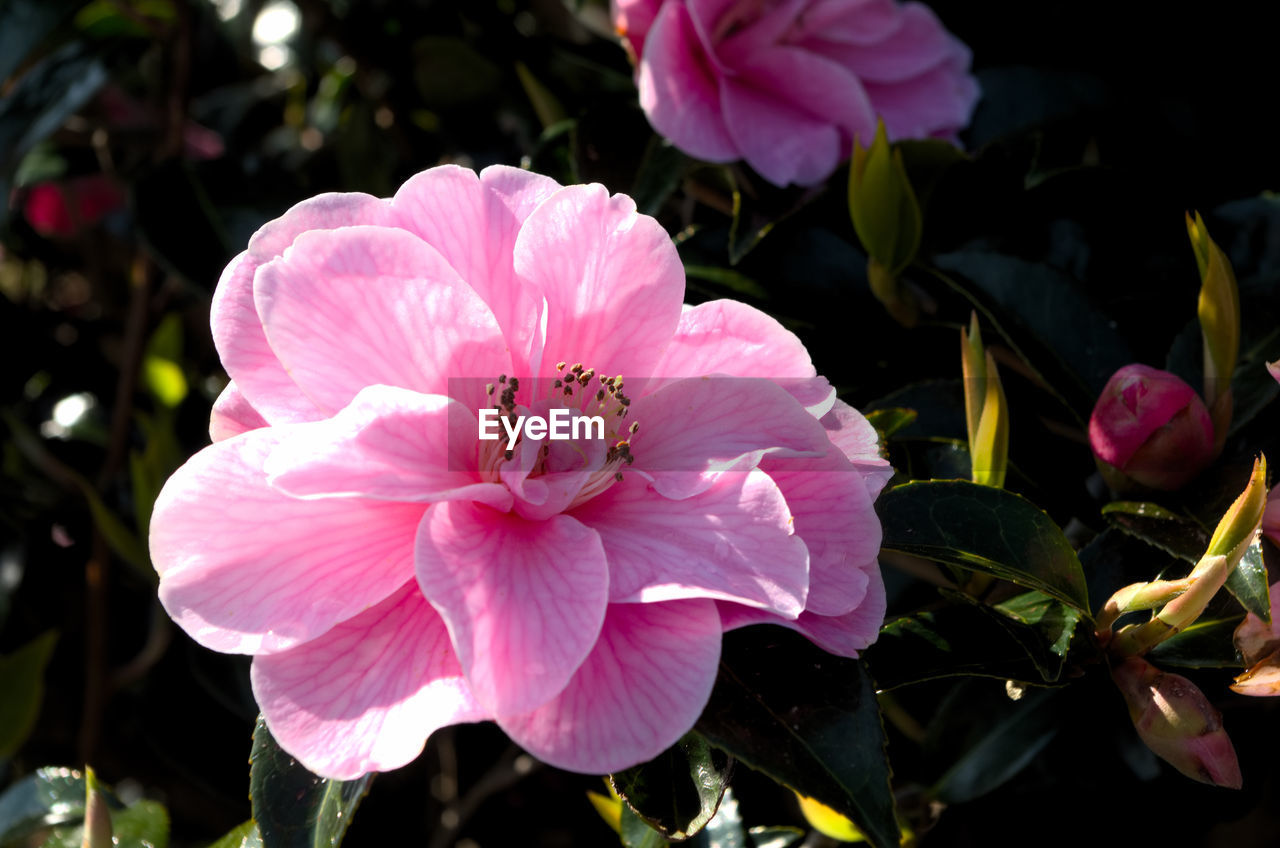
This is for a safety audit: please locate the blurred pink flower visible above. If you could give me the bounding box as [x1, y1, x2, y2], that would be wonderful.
[149, 164, 889, 779]
[1088, 364, 1215, 491]
[613, 0, 979, 186]
[22, 175, 126, 238]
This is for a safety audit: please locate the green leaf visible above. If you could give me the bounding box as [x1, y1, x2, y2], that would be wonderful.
[0, 767, 86, 844]
[687, 787, 745, 848]
[43, 799, 171, 848]
[695, 628, 899, 848]
[249, 717, 372, 848]
[1099, 501, 1207, 563]
[610, 733, 733, 840]
[877, 480, 1091, 612]
[865, 380, 966, 441]
[930, 688, 1061, 804]
[207, 821, 264, 848]
[866, 596, 1077, 690]
[1148, 617, 1245, 669]
[863, 408, 917, 441]
[996, 591, 1083, 661]
[0, 631, 57, 759]
[1225, 539, 1270, 623]
[933, 251, 1132, 400]
[619, 805, 669, 848]
[887, 438, 971, 482]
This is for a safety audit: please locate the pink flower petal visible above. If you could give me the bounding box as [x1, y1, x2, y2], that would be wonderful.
[629, 376, 831, 499]
[718, 564, 885, 658]
[210, 252, 322, 425]
[513, 183, 685, 382]
[794, 0, 901, 46]
[821, 400, 894, 500]
[246, 191, 394, 263]
[760, 447, 880, 616]
[650, 300, 835, 415]
[251, 582, 488, 780]
[415, 502, 609, 716]
[863, 54, 980, 140]
[720, 75, 843, 186]
[209, 380, 268, 442]
[388, 165, 559, 372]
[638, 2, 738, 162]
[255, 226, 511, 413]
[264, 385, 512, 510]
[571, 471, 808, 617]
[813, 3, 964, 85]
[720, 45, 875, 149]
[152, 429, 425, 654]
[498, 599, 721, 773]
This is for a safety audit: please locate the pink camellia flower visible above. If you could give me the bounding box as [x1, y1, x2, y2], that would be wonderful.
[612, 0, 980, 187]
[149, 164, 890, 779]
[1088, 364, 1215, 491]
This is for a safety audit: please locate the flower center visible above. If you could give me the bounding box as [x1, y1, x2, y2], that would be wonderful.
[476, 364, 640, 508]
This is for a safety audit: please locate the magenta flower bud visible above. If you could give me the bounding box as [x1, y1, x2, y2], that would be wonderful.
[1089, 364, 1215, 491]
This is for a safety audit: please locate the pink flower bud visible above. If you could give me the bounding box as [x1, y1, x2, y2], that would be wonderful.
[1089, 364, 1215, 491]
[1112, 656, 1242, 788]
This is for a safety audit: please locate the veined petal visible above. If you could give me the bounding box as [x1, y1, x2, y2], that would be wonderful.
[761, 447, 880, 616]
[572, 471, 809, 617]
[255, 226, 511, 413]
[251, 582, 488, 780]
[210, 252, 321, 425]
[718, 565, 886, 658]
[498, 599, 721, 773]
[815, 3, 965, 85]
[629, 376, 831, 499]
[209, 380, 268, 442]
[863, 53, 979, 139]
[415, 502, 609, 716]
[821, 400, 894, 500]
[151, 429, 425, 654]
[389, 165, 559, 373]
[514, 183, 685, 382]
[638, 2, 738, 163]
[264, 384, 511, 509]
[720, 75, 843, 186]
[650, 300, 835, 415]
[246, 191, 394, 263]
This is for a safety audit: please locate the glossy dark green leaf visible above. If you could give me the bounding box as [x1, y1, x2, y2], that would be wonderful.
[866, 380, 966, 440]
[864, 407, 917, 441]
[687, 787, 745, 848]
[249, 717, 372, 848]
[930, 689, 1061, 804]
[0, 630, 57, 758]
[695, 628, 899, 848]
[877, 480, 1090, 612]
[745, 827, 804, 848]
[610, 733, 732, 840]
[0, 767, 86, 844]
[207, 821, 263, 848]
[1099, 501, 1206, 563]
[1148, 617, 1245, 668]
[619, 805, 669, 848]
[868, 593, 1079, 689]
[933, 251, 1131, 399]
[1225, 539, 1270, 623]
[887, 438, 971, 482]
[996, 591, 1082, 661]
